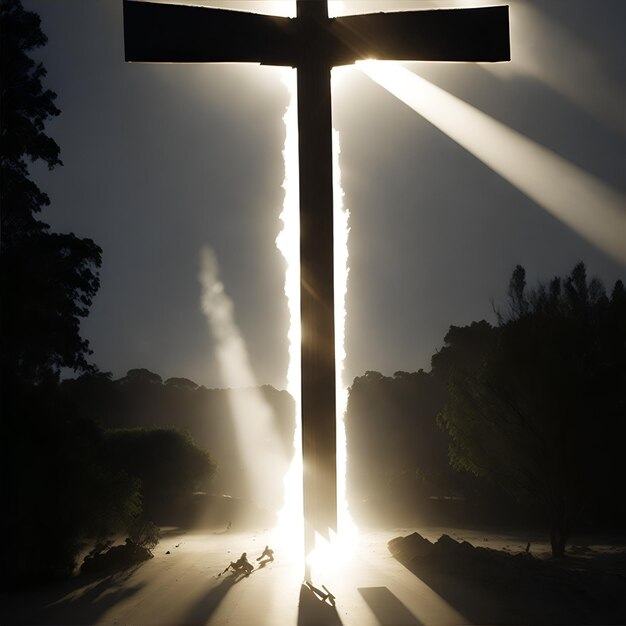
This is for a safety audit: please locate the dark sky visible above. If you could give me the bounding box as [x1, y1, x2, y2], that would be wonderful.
[24, 0, 626, 390]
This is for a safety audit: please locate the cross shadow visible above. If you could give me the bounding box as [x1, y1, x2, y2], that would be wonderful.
[358, 587, 424, 626]
[297, 583, 342, 626]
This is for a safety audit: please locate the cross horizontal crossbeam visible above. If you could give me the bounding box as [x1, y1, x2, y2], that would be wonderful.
[124, 3, 510, 66]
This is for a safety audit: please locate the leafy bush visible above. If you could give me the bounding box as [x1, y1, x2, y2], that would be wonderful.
[104, 427, 217, 522]
[439, 264, 626, 556]
[128, 519, 160, 553]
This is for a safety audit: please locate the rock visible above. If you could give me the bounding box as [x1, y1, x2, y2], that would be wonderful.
[390, 533, 495, 574]
[428, 534, 476, 568]
[81, 541, 153, 574]
[388, 532, 434, 561]
[434, 533, 459, 551]
[386, 533, 626, 625]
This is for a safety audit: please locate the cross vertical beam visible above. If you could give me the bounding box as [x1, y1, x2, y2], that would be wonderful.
[296, 1, 337, 557]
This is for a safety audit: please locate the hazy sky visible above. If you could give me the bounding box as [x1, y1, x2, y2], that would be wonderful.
[24, 0, 626, 390]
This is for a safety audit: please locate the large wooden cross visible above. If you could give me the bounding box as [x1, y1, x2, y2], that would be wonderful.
[123, 0, 509, 551]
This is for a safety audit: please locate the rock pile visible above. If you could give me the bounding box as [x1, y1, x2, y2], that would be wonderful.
[387, 532, 626, 624]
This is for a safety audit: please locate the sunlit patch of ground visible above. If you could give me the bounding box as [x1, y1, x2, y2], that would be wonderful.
[3, 527, 625, 625]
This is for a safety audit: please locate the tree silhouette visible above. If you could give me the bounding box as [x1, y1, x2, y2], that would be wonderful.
[439, 263, 626, 557]
[0, 2, 123, 585]
[1, 0, 101, 393]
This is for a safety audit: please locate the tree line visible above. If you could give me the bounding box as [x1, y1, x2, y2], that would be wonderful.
[62, 369, 295, 501]
[346, 263, 626, 556]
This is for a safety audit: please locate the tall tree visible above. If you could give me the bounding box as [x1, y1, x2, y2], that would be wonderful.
[1, 0, 102, 391]
[0, 1, 115, 585]
[439, 263, 626, 557]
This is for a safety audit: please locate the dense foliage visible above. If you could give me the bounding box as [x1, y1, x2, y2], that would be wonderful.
[104, 427, 217, 520]
[439, 264, 626, 556]
[1, 0, 101, 391]
[347, 264, 626, 556]
[62, 369, 295, 499]
[1, 0, 110, 584]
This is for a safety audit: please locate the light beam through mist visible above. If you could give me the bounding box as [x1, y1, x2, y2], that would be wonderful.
[495, 2, 626, 137]
[273, 68, 357, 573]
[273, 70, 304, 552]
[199, 247, 287, 512]
[360, 62, 626, 265]
[396, 0, 625, 136]
[307, 114, 359, 581]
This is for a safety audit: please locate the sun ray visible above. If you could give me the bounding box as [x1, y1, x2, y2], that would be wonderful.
[273, 64, 358, 576]
[359, 61, 626, 265]
[483, 2, 626, 137]
[305, 78, 359, 582]
[198, 247, 287, 512]
[273, 69, 304, 557]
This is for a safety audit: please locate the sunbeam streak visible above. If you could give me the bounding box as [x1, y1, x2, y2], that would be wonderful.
[359, 61, 626, 265]
[496, 2, 626, 137]
[199, 247, 287, 512]
[306, 75, 359, 580]
[273, 69, 304, 555]
[274, 67, 358, 574]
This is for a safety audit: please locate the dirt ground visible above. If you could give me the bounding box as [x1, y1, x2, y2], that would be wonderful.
[2, 526, 625, 625]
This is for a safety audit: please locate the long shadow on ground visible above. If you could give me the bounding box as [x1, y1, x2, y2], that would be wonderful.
[182, 570, 249, 625]
[358, 587, 424, 626]
[1, 566, 144, 626]
[389, 532, 626, 625]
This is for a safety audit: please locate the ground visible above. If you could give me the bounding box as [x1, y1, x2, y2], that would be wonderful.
[3, 527, 625, 625]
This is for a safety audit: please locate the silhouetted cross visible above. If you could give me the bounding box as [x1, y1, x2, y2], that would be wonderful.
[123, 0, 509, 556]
